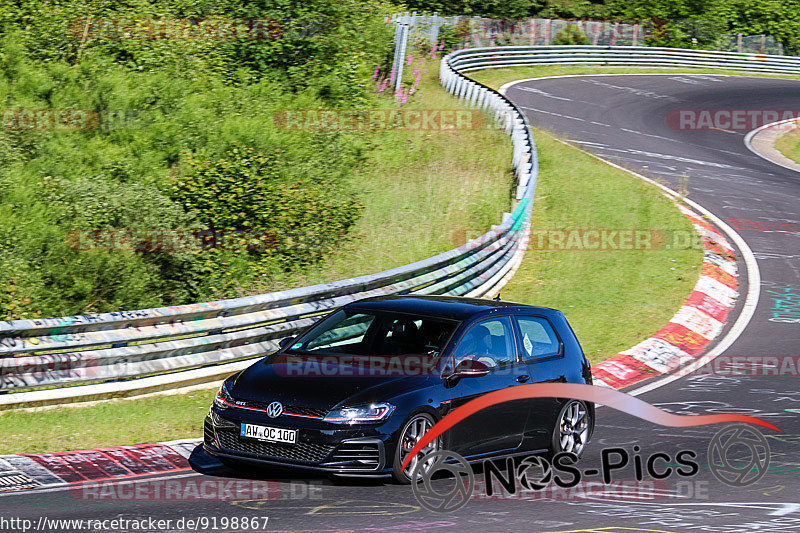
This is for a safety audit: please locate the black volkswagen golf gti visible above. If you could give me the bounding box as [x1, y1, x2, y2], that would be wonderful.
[204, 295, 594, 483]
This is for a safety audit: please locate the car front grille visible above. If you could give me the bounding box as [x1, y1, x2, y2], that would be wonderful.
[284, 405, 328, 418]
[234, 400, 327, 419]
[217, 431, 335, 463]
[324, 441, 382, 470]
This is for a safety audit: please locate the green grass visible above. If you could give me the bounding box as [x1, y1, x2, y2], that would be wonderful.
[0, 63, 706, 454]
[0, 389, 216, 454]
[775, 129, 800, 164]
[502, 131, 701, 363]
[258, 61, 513, 291]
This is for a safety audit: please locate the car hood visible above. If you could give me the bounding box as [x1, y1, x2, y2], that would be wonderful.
[229, 356, 434, 411]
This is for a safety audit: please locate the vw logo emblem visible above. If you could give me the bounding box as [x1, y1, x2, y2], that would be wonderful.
[266, 402, 283, 418]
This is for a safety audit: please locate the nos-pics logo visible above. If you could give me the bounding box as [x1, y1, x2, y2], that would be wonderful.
[411, 423, 771, 513]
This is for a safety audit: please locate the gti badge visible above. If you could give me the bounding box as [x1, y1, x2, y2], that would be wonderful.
[266, 401, 283, 418]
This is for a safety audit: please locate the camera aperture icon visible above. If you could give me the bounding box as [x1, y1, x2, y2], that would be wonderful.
[410, 451, 474, 513]
[516, 455, 554, 491]
[708, 423, 770, 487]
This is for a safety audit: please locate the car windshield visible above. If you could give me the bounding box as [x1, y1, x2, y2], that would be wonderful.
[286, 308, 459, 357]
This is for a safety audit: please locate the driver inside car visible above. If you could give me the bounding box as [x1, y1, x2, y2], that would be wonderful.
[452, 325, 498, 368]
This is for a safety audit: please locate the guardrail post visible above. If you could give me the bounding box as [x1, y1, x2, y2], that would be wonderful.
[394, 22, 410, 97]
[477, 87, 487, 109]
[457, 78, 467, 100]
[390, 16, 403, 86]
[430, 12, 440, 44]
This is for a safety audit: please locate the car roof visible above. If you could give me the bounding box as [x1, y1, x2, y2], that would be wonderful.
[346, 294, 560, 322]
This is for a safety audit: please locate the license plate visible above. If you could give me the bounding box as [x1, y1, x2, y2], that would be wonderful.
[240, 423, 297, 445]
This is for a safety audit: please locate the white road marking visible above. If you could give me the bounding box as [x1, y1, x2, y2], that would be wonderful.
[581, 79, 682, 102]
[518, 106, 586, 122]
[620, 128, 683, 144]
[669, 76, 706, 85]
[565, 140, 607, 146]
[598, 146, 749, 170]
[513, 86, 572, 101]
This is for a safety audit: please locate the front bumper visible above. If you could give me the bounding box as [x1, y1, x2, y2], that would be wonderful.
[204, 409, 394, 477]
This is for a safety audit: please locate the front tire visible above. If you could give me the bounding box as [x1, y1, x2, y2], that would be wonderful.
[392, 412, 440, 484]
[549, 399, 592, 459]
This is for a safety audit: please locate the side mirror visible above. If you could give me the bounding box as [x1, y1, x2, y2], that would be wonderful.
[453, 358, 491, 378]
[278, 336, 296, 350]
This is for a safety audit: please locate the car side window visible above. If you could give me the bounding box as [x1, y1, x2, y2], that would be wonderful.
[452, 316, 516, 368]
[516, 316, 561, 360]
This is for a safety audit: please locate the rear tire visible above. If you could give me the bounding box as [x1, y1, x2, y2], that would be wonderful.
[392, 412, 440, 484]
[548, 399, 592, 459]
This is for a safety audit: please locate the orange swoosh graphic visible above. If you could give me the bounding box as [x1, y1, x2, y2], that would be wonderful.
[401, 383, 781, 471]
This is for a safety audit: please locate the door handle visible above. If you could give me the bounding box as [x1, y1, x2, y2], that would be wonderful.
[516, 374, 530, 383]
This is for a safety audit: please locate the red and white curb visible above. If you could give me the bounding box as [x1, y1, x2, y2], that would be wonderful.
[0, 439, 200, 493]
[591, 202, 739, 389]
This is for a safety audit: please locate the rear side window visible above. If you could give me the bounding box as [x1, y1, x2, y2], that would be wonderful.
[516, 316, 561, 360]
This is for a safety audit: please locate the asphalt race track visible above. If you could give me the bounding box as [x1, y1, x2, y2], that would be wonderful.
[3, 74, 800, 533]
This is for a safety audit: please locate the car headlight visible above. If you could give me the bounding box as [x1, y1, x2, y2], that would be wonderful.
[323, 403, 395, 424]
[214, 381, 234, 409]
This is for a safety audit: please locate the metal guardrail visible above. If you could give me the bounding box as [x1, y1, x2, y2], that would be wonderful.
[0, 61, 538, 406]
[446, 45, 800, 74]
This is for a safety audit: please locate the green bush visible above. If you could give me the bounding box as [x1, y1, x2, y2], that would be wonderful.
[172, 144, 363, 269]
[0, 278, 41, 320]
[0, 0, 390, 319]
[553, 24, 590, 45]
[436, 25, 461, 51]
